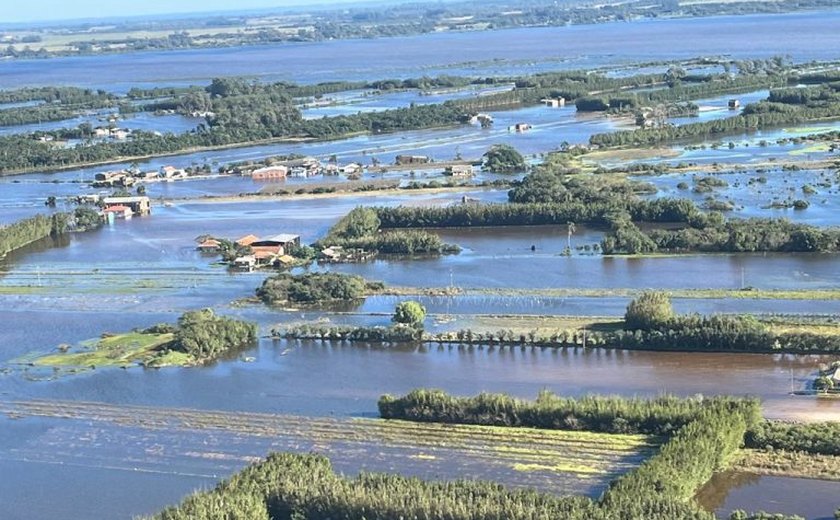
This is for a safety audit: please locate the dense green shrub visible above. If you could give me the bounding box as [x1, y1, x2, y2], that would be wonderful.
[154, 489, 269, 520]
[174, 309, 257, 360]
[257, 272, 375, 304]
[483, 144, 526, 173]
[392, 301, 427, 328]
[331, 229, 460, 255]
[374, 197, 701, 231]
[324, 207, 381, 241]
[624, 291, 675, 331]
[320, 207, 460, 255]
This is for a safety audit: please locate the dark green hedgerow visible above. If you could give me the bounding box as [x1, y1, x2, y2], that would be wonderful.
[377, 388, 760, 436]
[745, 421, 840, 456]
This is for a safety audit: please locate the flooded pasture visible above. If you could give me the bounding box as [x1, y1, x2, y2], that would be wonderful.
[697, 471, 840, 520]
[1, 9, 840, 520]
[1, 11, 839, 91]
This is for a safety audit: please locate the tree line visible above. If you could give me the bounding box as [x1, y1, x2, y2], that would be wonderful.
[378, 388, 756, 436]
[745, 421, 840, 456]
[319, 207, 460, 256]
[0, 209, 101, 257]
[590, 82, 840, 147]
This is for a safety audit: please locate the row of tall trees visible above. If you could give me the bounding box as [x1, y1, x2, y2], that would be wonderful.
[590, 82, 840, 147]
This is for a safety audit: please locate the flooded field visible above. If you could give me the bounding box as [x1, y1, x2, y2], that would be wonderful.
[1, 11, 839, 91]
[0, 110, 201, 137]
[642, 163, 840, 226]
[697, 471, 840, 520]
[0, 399, 654, 519]
[1, 9, 840, 520]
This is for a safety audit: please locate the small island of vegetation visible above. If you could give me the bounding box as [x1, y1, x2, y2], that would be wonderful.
[256, 272, 383, 306]
[13, 309, 257, 372]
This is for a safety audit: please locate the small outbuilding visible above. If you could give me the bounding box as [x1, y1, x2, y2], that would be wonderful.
[444, 164, 474, 177]
[197, 238, 222, 252]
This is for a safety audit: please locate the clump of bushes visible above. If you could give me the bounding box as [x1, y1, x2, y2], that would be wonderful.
[319, 206, 459, 255]
[173, 309, 257, 360]
[257, 272, 381, 304]
[624, 291, 674, 331]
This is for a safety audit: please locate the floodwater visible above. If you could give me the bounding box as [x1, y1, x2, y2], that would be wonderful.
[0, 192, 837, 520]
[1, 11, 839, 91]
[697, 471, 840, 520]
[0, 110, 201, 136]
[643, 163, 840, 226]
[5, 88, 836, 228]
[2, 10, 840, 519]
[300, 84, 516, 119]
[334, 229, 840, 291]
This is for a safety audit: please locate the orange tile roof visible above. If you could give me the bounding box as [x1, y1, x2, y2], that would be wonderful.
[235, 234, 260, 247]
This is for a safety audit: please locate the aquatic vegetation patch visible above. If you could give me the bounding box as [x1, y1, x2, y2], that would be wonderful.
[9, 309, 257, 373]
[21, 332, 176, 369]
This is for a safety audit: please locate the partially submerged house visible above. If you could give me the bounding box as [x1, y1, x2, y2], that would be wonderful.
[251, 166, 288, 181]
[197, 238, 222, 252]
[728, 99, 741, 110]
[341, 163, 362, 175]
[103, 205, 132, 219]
[230, 234, 302, 269]
[233, 255, 257, 271]
[160, 165, 187, 179]
[93, 171, 134, 188]
[102, 196, 151, 216]
[541, 97, 566, 108]
[252, 234, 301, 251]
[509, 122, 531, 132]
[444, 164, 474, 177]
[282, 157, 321, 175]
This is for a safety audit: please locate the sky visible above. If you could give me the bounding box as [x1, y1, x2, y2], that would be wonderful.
[0, 0, 374, 24]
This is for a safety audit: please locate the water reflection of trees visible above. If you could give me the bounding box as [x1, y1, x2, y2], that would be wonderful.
[694, 470, 761, 512]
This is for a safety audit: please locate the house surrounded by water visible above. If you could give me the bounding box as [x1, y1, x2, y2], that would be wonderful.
[102, 196, 151, 216]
